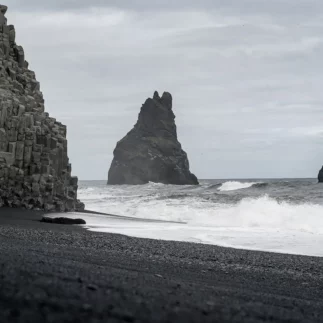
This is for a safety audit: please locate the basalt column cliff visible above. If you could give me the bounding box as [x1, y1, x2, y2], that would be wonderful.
[0, 5, 84, 211]
[108, 91, 198, 185]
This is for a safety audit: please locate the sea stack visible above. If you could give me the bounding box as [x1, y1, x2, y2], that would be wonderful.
[0, 5, 84, 211]
[318, 166, 323, 183]
[108, 91, 198, 185]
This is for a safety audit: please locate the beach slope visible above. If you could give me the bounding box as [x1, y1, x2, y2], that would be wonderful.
[0, 208, 322, 322]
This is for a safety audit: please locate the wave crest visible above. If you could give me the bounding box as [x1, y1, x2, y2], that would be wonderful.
[76, 180, 323, 256]
[218, 181, 261, 191]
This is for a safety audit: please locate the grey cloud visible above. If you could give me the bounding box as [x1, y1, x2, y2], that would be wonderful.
[7, 0, 323, 17]
[4, 1, 323, 179]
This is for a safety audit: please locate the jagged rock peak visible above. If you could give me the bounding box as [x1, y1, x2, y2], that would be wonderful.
[151, 90, 172, 109]
[108, 91, 198, 185]
[160, 91, 172, 109]
[0, 4, 7, 15]
[153, 90, 160, 100]
[0, 4, 84, 211]
[0, 4, 7, 26]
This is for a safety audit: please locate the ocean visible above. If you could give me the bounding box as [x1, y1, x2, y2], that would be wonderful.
[56, 179, 323, 257]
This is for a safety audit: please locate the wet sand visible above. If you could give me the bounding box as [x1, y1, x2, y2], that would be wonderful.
[0, 207, 322, 322]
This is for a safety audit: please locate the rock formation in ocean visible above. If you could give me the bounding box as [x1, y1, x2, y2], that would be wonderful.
[108, 91, 198, 185]
[318, 166, 323, 183]
[0, 5, 84, 211]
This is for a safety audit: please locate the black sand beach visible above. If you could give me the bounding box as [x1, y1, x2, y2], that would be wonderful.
[0, 208, 322, 322]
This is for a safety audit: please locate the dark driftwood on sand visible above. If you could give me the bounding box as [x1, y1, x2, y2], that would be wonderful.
[41, 216, 86, 225]
[0, 208, 322, 322]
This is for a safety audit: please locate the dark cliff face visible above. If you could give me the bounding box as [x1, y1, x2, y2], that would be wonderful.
[318, 167, 323, 183]
[0, 5, 84, 211]
[108, 91, 198, 185]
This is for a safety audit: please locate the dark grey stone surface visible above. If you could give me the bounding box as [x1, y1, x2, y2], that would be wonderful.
[0, 4, 84, 212]
[318, 166, 323, 182]
[108, 91, 198, 185]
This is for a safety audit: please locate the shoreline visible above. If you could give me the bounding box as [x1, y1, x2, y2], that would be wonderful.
[2, 206, 323, 259]
[0, 208, 323, 322]
[1, 207, 323, 259]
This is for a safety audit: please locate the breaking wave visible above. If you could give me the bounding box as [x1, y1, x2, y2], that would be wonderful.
[217, 181, 261, 191]
[72, 179, 323, 256]
[78, 185, 323, 234]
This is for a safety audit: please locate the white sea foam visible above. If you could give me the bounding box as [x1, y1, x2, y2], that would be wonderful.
[57, 183, 323, 257]
[78, 191, 323, 234]
[218, 181, 259, 191]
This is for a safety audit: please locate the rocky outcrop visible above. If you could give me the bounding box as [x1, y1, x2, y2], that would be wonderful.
[108, 91, 198, 185]
[318, 166, 323, 183]
[0, 5, 84, 211]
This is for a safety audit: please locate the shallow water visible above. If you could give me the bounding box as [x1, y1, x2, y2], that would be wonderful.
[53, 179, 323, 257]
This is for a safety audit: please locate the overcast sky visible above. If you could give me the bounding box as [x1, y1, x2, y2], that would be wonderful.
[6, 0, 323, 179]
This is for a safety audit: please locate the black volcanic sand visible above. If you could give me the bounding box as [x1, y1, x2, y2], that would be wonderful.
[0, 208, 322, 322]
